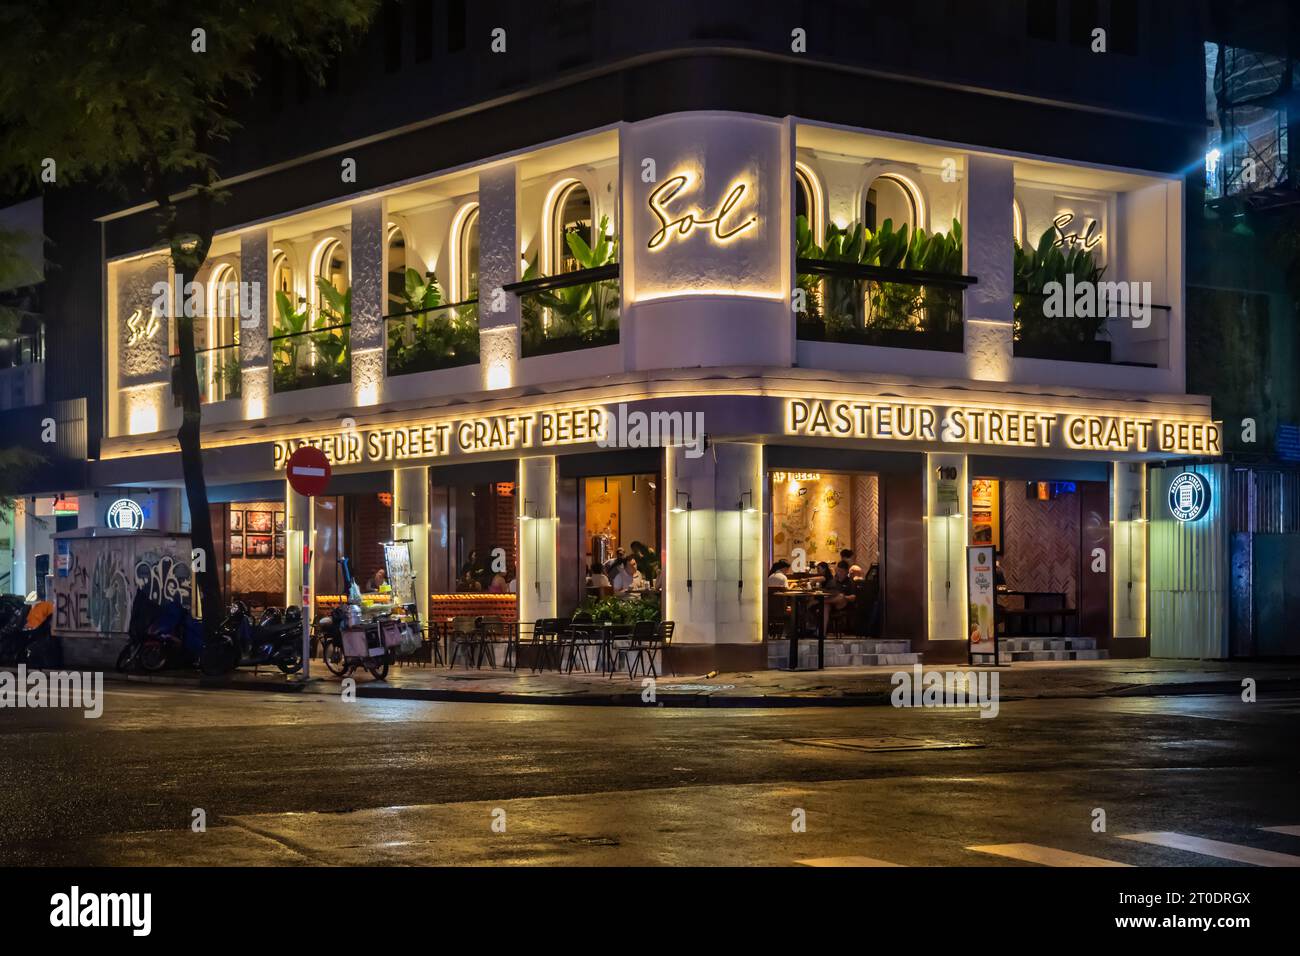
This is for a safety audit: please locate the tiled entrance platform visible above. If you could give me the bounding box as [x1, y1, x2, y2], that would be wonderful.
[998, 637, 1109, 662]
[766, 638, 921, 669]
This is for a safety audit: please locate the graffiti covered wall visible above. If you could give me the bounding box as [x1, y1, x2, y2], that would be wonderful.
[52, 532, 193, 637]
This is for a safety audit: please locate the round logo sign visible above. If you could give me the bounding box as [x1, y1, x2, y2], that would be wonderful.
[1168, 472, 1210, 522]
[285, 445, 332, 497]
[105, 498, 145, 530]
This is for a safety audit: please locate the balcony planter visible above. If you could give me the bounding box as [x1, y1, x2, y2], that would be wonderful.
[796, 320, 963, 353]
[386, 299, 480, 377]
[522, 326, 619, 359]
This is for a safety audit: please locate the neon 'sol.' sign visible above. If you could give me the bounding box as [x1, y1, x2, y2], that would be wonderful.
[646, 173, 757, 250]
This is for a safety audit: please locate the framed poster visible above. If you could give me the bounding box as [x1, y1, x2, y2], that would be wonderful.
[246, 510, 273, 533]
[229, 510, 243, 532]
[970, 479, 1000, 549]
[247, 534, 273, 558]
[274, 512, 286, 533]
[967, 545, 1000, 664]
[229, 534, 244, 558]
[273, 532, 285, 558]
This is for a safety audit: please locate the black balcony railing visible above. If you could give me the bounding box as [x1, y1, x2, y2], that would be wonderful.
[795, 258, 975, 352]
[1013, 289, 1170, 366]
[170, 342, 241, 405]
[270, 322, 350, 393]
[386, 300, 479, 376]
[508, 264, 620, 358]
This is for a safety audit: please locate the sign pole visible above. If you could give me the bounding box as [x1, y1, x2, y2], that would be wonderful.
[285, 445, 332, 683]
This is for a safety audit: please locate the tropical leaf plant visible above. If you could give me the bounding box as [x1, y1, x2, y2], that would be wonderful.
[796, 214, 963, 339]
[386, 269, 479, 376]
[1013, 226, 1107, 350]
[521, 215, 619, 354]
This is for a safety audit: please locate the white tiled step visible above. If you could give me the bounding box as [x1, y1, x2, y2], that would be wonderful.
[998, 637, 1108, 661]
[767, 639, 919, 669]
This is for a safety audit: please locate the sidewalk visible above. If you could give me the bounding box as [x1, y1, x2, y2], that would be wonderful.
[100, 656, 1300, 707]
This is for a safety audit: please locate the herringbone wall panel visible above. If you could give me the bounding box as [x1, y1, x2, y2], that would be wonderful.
[1002, 487, 1080, 606]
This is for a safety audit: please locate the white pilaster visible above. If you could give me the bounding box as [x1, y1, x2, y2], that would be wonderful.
[963, 155, 1015, 382]
[239, 228, 271, 421]
[517, 455, 556, 623]
[925, 451, 969, 642]
[393, 466, 430, 624]
[350, 197, 386, 407]
[477, 163, 520, 391]
[1112, 461, 1147, 639]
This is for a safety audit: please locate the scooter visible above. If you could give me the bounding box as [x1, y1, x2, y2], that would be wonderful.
[0, 594, 33, 665]
[199, 600, 304, 676]
[315, 556, 391, 680]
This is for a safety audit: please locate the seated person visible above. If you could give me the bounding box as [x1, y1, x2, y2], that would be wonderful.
[488, 571, 508, 594]
[813, 561, 835, 589]
[586, 562, 612, 593]
[767, 559, 791, 589]
[821, 560, 857, 631]
[366, 567, 389, 592]
[612, 557, 646, 594]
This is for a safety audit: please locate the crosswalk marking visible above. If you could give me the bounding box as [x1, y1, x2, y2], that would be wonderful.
[967, 843, 1131, 867]
[796, 856, 903, 867]
[1119, 831, 1300, 867]
[1261, 825, 1300, 837]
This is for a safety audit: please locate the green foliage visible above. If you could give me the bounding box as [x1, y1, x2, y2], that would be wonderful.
[1013, 226, 1107, 350]
[271, 279, 351, 391]
[387, 270, 479, 376]
[576, 593, 661, 625]
[796, 215, 963, 341]
[521, 216, 620, 355]
[0, 227, 41, 339]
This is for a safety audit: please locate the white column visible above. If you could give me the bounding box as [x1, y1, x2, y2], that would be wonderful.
[239, 228, 271, 421]
[393, 466, 430, 624]
[1112, 461, 1147, 639]
[112, 253, 171, 436]
[350, 197, 386, 407]
[664, 442, 764, 646]
[925, 451, 968, 642]
[477, 163, 520, 391]
[284, 481, 312, 610]
[517, 455, 556, 623]
[963, 155, 1015, 382]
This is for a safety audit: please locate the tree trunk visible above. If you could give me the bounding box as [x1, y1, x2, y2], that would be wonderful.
[174, 304, 222, 641]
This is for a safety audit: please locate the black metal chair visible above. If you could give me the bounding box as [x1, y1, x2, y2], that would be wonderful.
[562, 612, 599, 673]
[448, 615, 486, 669]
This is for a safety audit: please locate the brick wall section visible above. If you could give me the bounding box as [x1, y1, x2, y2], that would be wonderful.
[350, 493, 392, 587]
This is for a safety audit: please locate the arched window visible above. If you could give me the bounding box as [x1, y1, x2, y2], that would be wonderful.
[208, 263, 240, 348]
[864, 174, 921, 233]
[794, 163, 823, 240]
[453, 205, 479, 302]
[387, 225, 407, 314]
[552, 181, 592, 274]
[272, 249, 294, 301]
[314, 238, 349, 321]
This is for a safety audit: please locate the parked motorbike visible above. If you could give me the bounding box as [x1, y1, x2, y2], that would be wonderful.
[117, 589, 204, 673]
[200, 600, 304, 676]
[0, 594, 33, 665]
[317, 607, 391, 681]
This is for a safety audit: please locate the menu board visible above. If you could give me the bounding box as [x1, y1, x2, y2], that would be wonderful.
[383, 541, 415, 608]
[967, 545, 998, 661]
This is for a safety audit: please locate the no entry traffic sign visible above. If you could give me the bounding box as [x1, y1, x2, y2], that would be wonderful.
[286, 445, 331, 497]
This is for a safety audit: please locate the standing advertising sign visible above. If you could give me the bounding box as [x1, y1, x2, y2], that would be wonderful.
[383, 541, 415, 608]
[967, 545, 1000, 665]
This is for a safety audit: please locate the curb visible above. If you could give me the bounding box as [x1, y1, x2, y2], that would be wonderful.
[97, 669, 1300, 708]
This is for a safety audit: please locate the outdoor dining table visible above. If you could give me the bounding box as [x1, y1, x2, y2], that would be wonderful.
[774, 589, 828, 670]
[566, 622, 631, 675]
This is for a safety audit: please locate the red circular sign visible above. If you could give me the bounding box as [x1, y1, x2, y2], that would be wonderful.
[286, 445, 331, 497]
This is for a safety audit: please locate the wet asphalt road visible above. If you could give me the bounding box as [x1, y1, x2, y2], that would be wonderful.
[0, 683, 1297, 865]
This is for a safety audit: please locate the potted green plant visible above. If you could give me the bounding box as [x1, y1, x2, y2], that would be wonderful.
[521, 216, 619, 356]
[1013, 227, 1109, 362]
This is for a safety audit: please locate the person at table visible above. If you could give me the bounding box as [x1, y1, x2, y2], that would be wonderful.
[613, 557, 646, 593]
[813, 561, 835, 589]
[366, 567, 389, 592]
[488, 570, 509, 594]
[603, 547, 625, 578]
[767, 559, 791, 589]
[586, 562, 612, 595]
[820, 560, 857, 630]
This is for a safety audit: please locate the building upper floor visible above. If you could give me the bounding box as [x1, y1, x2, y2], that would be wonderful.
[101, 110, 1189, 455]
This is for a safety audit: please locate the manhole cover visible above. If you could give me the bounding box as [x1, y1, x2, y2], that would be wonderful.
[786, 736, 982, 753]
